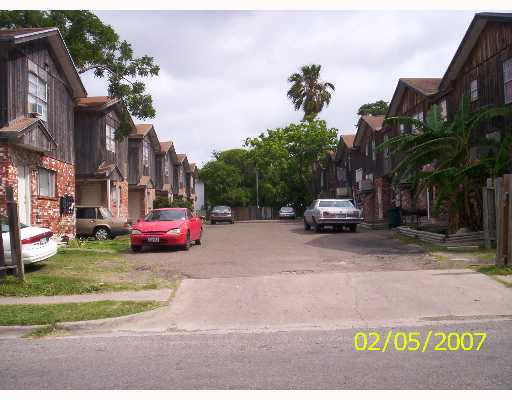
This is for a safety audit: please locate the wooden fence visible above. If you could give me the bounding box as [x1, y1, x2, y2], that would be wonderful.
[231, 206, 278, 221]
[0, 187, 24, 281]
[482, 175, 512, 266]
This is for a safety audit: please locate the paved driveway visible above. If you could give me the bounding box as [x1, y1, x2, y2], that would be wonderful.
[126, 221, 438, 279]
[110, 221, 512, 335]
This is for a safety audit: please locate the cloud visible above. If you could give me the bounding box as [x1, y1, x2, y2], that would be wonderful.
[80, 10, 475, 166]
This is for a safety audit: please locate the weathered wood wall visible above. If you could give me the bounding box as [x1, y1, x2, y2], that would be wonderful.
[6, 40, 75, 164]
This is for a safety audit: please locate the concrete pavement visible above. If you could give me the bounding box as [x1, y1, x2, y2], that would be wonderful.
[111, 268, 512, 334]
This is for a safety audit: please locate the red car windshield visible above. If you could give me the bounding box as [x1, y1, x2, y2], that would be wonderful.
[145, 210, 186, 222]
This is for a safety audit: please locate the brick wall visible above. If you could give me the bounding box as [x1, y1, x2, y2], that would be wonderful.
[0, 144, 75, 236]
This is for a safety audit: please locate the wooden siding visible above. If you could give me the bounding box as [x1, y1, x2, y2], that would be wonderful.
[128, 136, 157, 186]
[74, 107, 128, 179]
[5, 40, 75, 164]
[448, 22, 512, 134]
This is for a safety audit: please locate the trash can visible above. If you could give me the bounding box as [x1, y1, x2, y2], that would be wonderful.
[387, 207, 401, 228]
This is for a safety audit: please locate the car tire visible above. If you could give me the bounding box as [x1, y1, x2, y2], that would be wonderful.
[182, 231, 191, 251]
[315, 224, 323, 233]
[196, 229, 203, 245]
[349, 224, 357, 232]
[131, 245, 142, 253]
[211, 220, 216, 225]
[304, 220, 311, 231]
[94, 226, 111, 241]
[231, 220, 234, 224]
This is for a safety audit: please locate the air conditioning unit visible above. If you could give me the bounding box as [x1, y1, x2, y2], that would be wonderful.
[29, 102, 43, 117]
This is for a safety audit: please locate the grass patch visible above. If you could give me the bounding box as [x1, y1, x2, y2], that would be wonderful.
[23, 324, 58, 338]
[0, 235, 179, 297]
[0, 274, 102, 297]
[0, 300, 161, 326]
[476, 265, 512, 276]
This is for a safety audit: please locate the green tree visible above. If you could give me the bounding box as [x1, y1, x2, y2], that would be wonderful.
[245, 119, 338, 211]
[381, 98, 512, 231]
[198, 156, 251, 208]
[357, 100, 389, 116]
[0, 10, 160, 137]
[287, 64, 335, 121]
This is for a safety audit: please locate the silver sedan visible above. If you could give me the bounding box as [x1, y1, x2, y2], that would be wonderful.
[303, 199, 363, 233]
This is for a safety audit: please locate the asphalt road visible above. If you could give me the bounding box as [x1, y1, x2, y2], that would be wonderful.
[1, 320, 511, 389]
[126, 221, 439, 279]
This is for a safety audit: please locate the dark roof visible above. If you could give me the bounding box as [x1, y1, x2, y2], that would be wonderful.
[401, 78, 441, 96]
[440, 12, 512, 90]
[0, 28, 54, 37]
[176, 154, 187, 163]
[0, 27, 86, 98]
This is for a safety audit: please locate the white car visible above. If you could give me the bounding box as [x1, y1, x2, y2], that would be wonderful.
[303, 198, 363, 233]
[279, 206, 296, 219]
[1, 219, 58, 265]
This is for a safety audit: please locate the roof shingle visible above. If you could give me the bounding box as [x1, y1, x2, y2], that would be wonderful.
[401, 78, 441, 96]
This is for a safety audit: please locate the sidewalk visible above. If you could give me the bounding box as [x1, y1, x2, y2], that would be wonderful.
[0, 288, 172, 305]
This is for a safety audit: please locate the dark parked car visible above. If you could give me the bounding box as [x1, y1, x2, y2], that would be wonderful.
[210, 206, 234, 224]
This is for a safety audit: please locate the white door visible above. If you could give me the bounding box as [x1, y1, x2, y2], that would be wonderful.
[17, 165, 31, 225]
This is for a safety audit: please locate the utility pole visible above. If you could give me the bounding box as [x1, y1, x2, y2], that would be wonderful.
[256, 169, 260, 208]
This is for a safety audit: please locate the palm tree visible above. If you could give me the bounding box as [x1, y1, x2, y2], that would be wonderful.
[381, 98, 511, 231]
[287, 64, 335, 121]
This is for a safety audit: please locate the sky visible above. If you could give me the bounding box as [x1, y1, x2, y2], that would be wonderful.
[81, 10, 476, 166]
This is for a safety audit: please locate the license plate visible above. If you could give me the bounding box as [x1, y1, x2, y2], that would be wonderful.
[39, 237, 49, 245]
[147, 237, 160, 243]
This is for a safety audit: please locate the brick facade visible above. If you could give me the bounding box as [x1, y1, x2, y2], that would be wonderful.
[0, 143, 75, 236]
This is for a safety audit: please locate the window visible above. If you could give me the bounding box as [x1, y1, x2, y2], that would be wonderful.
[383, 134, 390, 159]
[439, 99, 448, 120]
[38, 168, 56, 197]
[76, 207, 96, 219]
[371, 138, 376, 161]
[504, 58, 512, 104]
[355, 168, 363, 183]
[470, 79, 478, 102]
[365, 141, 369, 157]
[411, 111, 424, 134]
[366, 173, 374, 182]
[164, 162, 169, 177]
[143, 140, 150, 166]
[28, 71, 48, 121]
[106, 124, 116, 153]
[399, 123, 406, 134]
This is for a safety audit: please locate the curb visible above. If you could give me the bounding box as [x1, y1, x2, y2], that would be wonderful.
[0, 304, 167, 338]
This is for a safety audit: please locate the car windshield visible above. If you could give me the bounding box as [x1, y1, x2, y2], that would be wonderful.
[280, 207, 294, 212]
[100, 207, 113, 219]
[318, 200, 354, 208]
[212, 206, 230, 213]
[145, 209, 186, 222]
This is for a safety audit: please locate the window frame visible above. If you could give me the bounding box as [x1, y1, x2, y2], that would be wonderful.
[28, 70, 48, 122]
[106, 123, 116, 153]
[142, 140, 150, 167]
[503, 58, 512, 105]
[470, 79, 479, 102]
[439, 99, 448, 121]
[37, 168, 56, 198]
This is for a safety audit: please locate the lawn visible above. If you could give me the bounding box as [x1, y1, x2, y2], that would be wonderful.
[0, 235, 180, 297]
[0, 300, 161, 326]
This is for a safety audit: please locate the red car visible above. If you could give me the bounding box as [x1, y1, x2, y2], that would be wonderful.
[130, 208, 203, 252]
